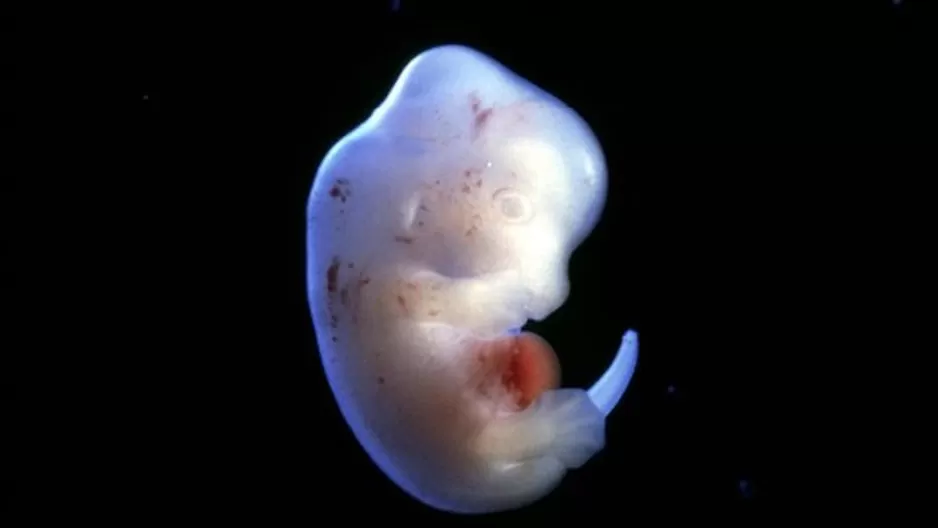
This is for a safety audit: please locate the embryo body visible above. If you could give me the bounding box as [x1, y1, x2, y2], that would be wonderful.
[306, 45, 633, 514]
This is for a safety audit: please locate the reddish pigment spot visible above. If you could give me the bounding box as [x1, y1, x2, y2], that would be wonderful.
[465, 225, 478, 237]
[396, 295, 407, 312]
[394, 235, 414, 244]
[428, 309, 440, 316]
[325, 257, 341, 331]
[329, 179, 350, 203]
[475, 179, 482, 188]
[468, 93, 494, 138]
[461, 183, 471, 193]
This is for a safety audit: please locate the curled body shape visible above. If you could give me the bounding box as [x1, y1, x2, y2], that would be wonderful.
[306, 45, 638, 514]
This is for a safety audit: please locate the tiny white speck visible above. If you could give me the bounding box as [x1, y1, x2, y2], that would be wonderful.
[485, 161, 493, 168]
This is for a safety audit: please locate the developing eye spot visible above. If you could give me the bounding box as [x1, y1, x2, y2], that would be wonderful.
[493, 188, 533, 222]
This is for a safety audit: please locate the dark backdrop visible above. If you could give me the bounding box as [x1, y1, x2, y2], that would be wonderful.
[18, 0, 932, 523]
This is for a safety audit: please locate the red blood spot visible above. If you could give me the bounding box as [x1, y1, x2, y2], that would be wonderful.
[477, 332, 560, 409]
[474, 108, 493, 130]
[507, 333, 560, 408]
[501, 358, 521, 395]
[329, 186, 341, 198]
[326, 258, 340, 293]
[469, 93, 481, 113]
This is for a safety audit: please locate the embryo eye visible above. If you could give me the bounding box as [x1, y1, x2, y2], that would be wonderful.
[492, 188, 533, 222]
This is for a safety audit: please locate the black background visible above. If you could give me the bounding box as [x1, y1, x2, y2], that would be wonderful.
[15, 0, 933, 523]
